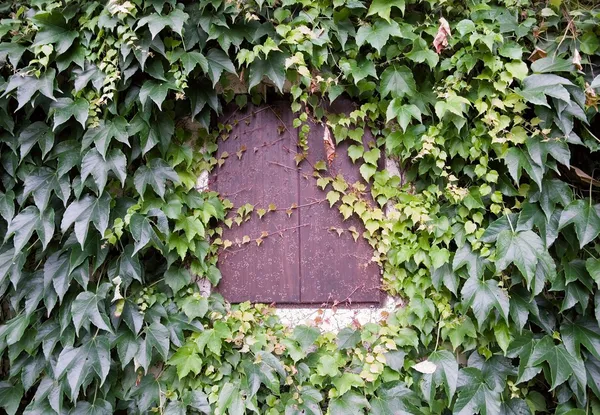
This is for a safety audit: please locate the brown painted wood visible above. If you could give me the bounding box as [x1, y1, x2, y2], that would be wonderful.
[298, 100, 382, 305]
[214, 102, 300, 303]
[214, 97, 381, 305]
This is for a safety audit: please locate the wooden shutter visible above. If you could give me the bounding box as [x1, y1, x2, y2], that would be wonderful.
[213, 99, 381, 305]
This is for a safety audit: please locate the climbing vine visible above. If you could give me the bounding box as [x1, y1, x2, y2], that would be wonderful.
[0, 0, 600, 414]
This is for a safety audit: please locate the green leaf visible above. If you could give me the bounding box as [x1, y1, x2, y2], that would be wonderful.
[495, 230, 546, 289]
[137, 9, 189, 39]
[81, 148, 127, 194]
[561, 319, 600, 361]
[386, 100, 421, 131]
[71, 291, 112, 335]
[0, 381, 24, 415]
[165, 267, 191, 294]
[23, 166, 70, 211]
[206, 48, 236, 86]
[332, 373, 364, 396]
[347, 145, 364, 163]
[175, 215, 205, 242]
[168, 343, 203, 379]
[329, 391, 369, 415]
[18, 121, 55, 160]
[456, 19, 476, 36]
[180, 51, 209, 75]
[5, 206, 40, 252]
[367, 0, 405, 20]
[51, 97, 89, 129]
[82, 117, 129, 158]
[61, 193, 111, 247]
[498, 42, 523, 60]
[291, 325, 320, 352]
[56, 335, 111, 400]
[380, 65, 416, 99]
[530, 56, 574, 73]
[355, 20, 404, 53]
[31, 12, 78, 54]
[44, 252, 71, 303]
[146, 321, 170, 360]
[461, 276, 509, 327]
[134, 159, 180, 199]
[426, 350, 458, 404]
[248, 52, 287, 93]
[181, 295, 209, 320]
[454, 367, 501, 415]
[558, 200, 600, 248]
[139, 80, 172, 110]
[506, 61, 528, 80]
[3, 69, 56, 110]
[359, 163, 377, 182]
[363, 148, 380, 165]
[337, 327, 361, 350]
[531, 336, 586, 390]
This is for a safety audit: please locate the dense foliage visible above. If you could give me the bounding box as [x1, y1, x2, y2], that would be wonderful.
[0, 0, 600, 413]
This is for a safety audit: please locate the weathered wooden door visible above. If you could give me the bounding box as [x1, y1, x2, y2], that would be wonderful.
[213, 98, 381, 305]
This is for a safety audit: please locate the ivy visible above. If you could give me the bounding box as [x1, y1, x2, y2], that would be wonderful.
[0, 0, 599, 414]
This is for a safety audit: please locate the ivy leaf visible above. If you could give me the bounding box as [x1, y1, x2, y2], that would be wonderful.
[130, 213, 161, 255]
[426, 350, 458, 404]
[461, 276, 509, 327]
[181, 295, 208, 320]
[168, 343, 203, 379]
[3, 69, 56, 110]
[359, 164, 377, 182]
[18, 122, 54, 161]
[139, 80, 172, 110]
[31, 12, 78, 54]
[332, 373, 364, 396]
[50, 97, 89, 129]
[55, 335, 111, 400]
[337, 327, 361, 350]
[291, 325, 320, 352]
[5, 206, 40, 252]
[137, 9, 189, 39]
[558, 200, 600, 248]
[71, 291, 112, 335]
[165, 267, 191, 294]
[355, 20, 403, 53]
[180, 51, 209, 75]
[0, 190, 14, 223]
[206, 48, 236, 86]
[329, 391, 369, 415]
[248, 52, 286, 93]
[134, 159, 180, 199]
[61, 193, 111, 247]
[386, 100, 421, 131]
[380, 65, 416, 99]
[0, 381, 24, 415]
[44, 252, 71, 303]
[561, 319, 600, 361]
[23, 167, 70, 211]
[347, 145, 364, 163]
[495, 230, 546, 289]
[369, 383, 417, 415]
[145, 321, 170, 360]
[82, 117, 129, 158]
[0, 43, 26, 68]
[367, 0, 405, 21]
[454, 367, 501, 415]
[81, 148, 127, 194]
[531, 336, 586, 390]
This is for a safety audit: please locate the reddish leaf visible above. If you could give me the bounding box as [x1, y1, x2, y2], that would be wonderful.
[433, 17, 451, 54]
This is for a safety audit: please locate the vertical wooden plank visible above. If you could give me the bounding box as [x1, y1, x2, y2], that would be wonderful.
[298, 98, 382, 304]
[215, 102, 301, 303]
